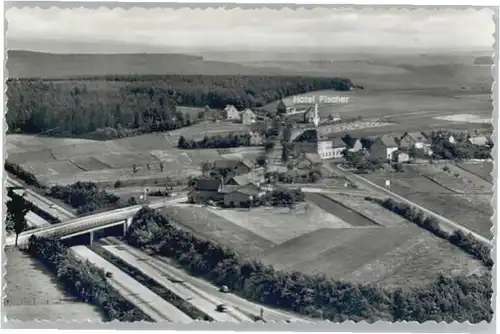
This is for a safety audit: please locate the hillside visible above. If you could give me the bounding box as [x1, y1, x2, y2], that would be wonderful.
[6, 50, 290, 78]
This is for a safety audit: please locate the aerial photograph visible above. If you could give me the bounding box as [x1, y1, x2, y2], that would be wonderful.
[3, 6, 495, 325]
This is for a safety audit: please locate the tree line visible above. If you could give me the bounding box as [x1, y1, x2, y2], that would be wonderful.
[366, 197, 493, 267]
[125, 207, 492, 323]
[26, 235, 152, 322]
[178, 133, 255, 149]
[6, 75, 354, 138]
[46, 182, 120, 214]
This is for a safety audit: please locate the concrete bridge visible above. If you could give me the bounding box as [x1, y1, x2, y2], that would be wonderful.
[10, 197, 187, 247]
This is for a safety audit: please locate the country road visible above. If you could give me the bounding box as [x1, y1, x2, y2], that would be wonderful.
[329, 164, 492, 246]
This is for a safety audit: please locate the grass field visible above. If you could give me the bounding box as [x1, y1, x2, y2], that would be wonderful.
[305, 192, 378, 227]
[323, 193, 409, 228]
[4, 246, 104, 322]
[161, 205, 275, 256]
[364, 164, 493, 239]
[456, 161, 494, 183]
[260, 226, 486, 288]
[206, 202, 353, 244]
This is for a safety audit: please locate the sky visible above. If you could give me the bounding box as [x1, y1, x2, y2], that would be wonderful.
[5, 7, 495, 53]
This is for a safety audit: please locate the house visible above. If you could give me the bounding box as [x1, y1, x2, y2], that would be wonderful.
[369, 135, 399, 161]
[213, 159, 254, 176]
[295, 153, 323, 169]
[225, 173, 262, 187]
[223, 185, 265, 207]
[348, 139, 363, 152]
[393, 151, 410, 163]
[468, 135, 490, 146]
[399, 132, 430, 149]
[240, 109, 257, 124]
[222, 105, 240, 120]
[329, 137, 347, 159]
[188, 178, 223, 203]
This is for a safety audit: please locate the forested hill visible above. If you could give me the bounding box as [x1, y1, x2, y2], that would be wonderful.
[7, 50, 291, 78]
[7, 75, 354, 139]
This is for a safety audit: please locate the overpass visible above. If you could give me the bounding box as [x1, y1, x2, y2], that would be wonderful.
[10, 196, 187, 247]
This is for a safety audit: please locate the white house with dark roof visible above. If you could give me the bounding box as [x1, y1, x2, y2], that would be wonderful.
[369, 135, 399, 161]
[240, 109, 257, 124]
[222, 104, 240, 120]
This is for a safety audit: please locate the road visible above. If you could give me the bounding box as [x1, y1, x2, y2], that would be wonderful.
[329, 164, 492, 246]
[7, 176, 75, 221]
[71, 245, 193, 323]
[103, 238, 310, 323]
[100, 239, 252, 323]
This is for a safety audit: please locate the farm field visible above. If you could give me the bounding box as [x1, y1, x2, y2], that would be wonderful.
[305, 192, 378, 227]
[161, 200, 487, 288]
[456, 161, 494, 183]
[259, 226, 487, 288]
[6, 123, 249, 186]
[323, 193, 409, 228]
[206, 201, 352, 245]
[4, 247, 104, 322]
[364, 164, 493, 239]
[161, 205, 275, 256]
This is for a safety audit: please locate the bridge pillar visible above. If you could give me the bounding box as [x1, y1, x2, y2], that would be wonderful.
[89, 231, 94, 246]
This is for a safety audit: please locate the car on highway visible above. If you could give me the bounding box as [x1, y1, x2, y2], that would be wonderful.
[219, 285, 229, 293]
[216, 304, 228, 313]
[105, 271, 113, 278]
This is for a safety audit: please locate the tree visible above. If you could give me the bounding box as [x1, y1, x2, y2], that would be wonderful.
[133, 164, 138, 173]
[147, 164, 151, 171]
[277, 100, 287, 115]
[256, 156, 268, 168]
[178, 135, 187, 148]
[281, 145, 290, 163]
[283, 123, 293, 142]
[7, 195, 29, 247]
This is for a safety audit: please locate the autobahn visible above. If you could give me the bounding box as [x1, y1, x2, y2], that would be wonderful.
[9, 179, 306, 323]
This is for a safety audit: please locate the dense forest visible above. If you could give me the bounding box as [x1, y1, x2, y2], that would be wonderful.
[126, 207, 492, 323]
[6, 76, 354, 138]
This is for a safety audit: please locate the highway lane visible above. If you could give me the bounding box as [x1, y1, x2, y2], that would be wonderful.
[7, 176, 75, 221]
[104, 238, 310, 323]
[330, 164, 492, 246]
[71, 245, 193, 323]
[25, 211, 51, 229]
[100, 240, 250, 323]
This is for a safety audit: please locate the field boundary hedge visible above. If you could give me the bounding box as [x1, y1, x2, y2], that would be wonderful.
[125, 206, 492, 323]
[26, 236, 152, 322]
[5, 162, 41, 188]
[365, 196, 493, 267]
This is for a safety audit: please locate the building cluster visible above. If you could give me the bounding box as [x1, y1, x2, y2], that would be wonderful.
[188, 158, 266, 207]
[292, 130, 492, 163]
